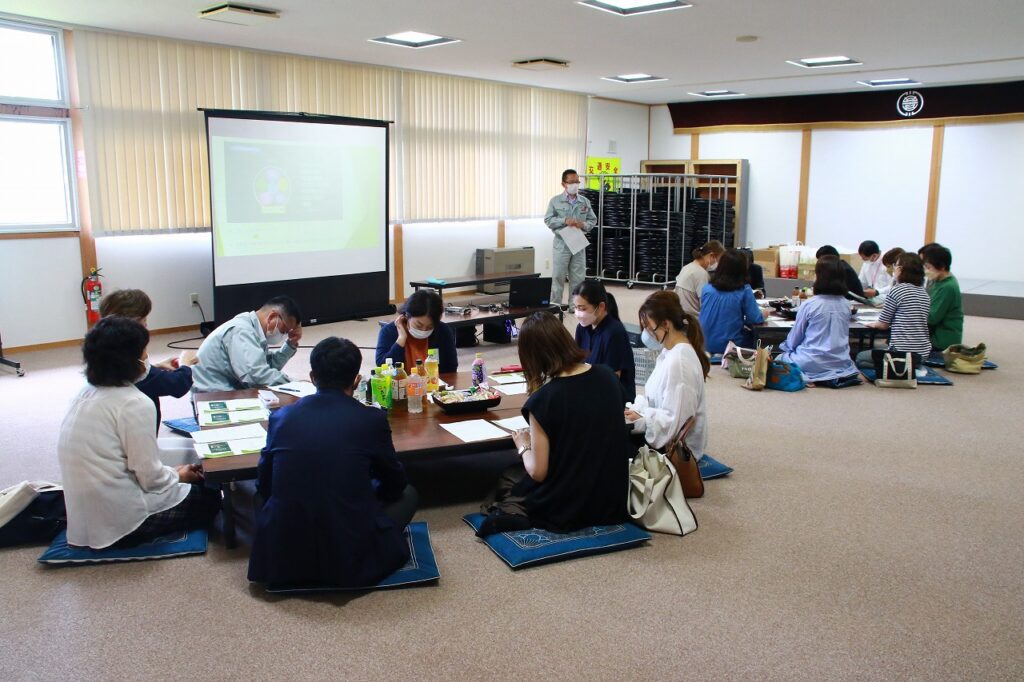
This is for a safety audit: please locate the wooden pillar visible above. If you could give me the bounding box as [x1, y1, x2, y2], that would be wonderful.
[924, 124, 945, 245]
[497, 219, 505, 248]
[392, 223, 404, 303]
[796, 129, 812, 244]
[690, 132, 700, 161]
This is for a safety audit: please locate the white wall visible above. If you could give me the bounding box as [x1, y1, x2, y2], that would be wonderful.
[0, 237, 86, 348]
[505, 218, 554, 278]
[936, 121, 1024, 281]
[398, 221, 498, 301]
[95, 233, 213, 331]
[699, 131, 803, 247]
[805, 127, 933, 254]
[586, 98, 650, 174]
[649, 105, 691, 159]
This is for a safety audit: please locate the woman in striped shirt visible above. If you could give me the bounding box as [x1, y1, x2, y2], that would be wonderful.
[856, 253, 932, 368]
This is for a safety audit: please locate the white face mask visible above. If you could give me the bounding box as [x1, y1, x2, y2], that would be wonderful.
[641, 328, 664, 351]
[707, 262, 718, 272]
[408, 325, 433, 340]
[137, 358, 151, 383]
[565, 182, 580, 195]
[265, 318, 286, 346]
[574, 309, 596, 327]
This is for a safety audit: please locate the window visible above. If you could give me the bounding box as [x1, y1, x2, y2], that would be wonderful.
[0, 116, 77, 231]
[0, 20, 67, 106]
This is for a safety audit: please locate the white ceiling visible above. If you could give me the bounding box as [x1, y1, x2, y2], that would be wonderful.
[2, 0, 1023, 105]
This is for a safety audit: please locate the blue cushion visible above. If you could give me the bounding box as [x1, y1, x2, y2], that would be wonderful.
[162, 417, 200, 434]
[708, 353, 724, 365]
[39, 528, 207, 565]
[265, 522, 439, 593]
[463, 514, 650, 569]
[699, 454, 733, 479]
[861, 366, 953, 386]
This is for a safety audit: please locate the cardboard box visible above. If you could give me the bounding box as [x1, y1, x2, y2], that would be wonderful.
[755, 259, 780, 278]
[839, 253, 863, 274]
[797, 262, 817, 281]
[752, 246, 780, 278]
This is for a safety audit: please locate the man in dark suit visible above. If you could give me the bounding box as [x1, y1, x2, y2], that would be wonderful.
[248, 337, 418, 589]
[816, 245, 866, 300]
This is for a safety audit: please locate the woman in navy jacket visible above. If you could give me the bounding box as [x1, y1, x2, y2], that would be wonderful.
[376, 289, 458, 373]
[248, 337, 418, 588]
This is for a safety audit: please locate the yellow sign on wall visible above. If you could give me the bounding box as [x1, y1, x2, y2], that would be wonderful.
[585, 156, 621, 190]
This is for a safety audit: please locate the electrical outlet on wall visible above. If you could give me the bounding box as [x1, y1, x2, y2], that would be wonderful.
[189, 293, 199, 305]
[544, 259, 550, 270]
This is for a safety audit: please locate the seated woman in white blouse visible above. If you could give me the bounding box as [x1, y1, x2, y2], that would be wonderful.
[625, 291, 711, 457]
[57, 317, 220, 549]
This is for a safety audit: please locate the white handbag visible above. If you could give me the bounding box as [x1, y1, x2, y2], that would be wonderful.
[0, 481, 62, 528]
[628, 446, 698, 536]
[877, 351, 918, 389]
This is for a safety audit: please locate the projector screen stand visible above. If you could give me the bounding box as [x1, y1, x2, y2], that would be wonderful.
[0, 331, 24, 376]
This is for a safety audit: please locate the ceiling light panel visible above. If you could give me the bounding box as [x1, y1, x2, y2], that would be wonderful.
[369, 31, 460, 48]
[857, 78, 922, 87]
[579, 1, 692, 17]
[601, 73, 668, 83]
[786, 55, 863, 68]
[688, 90, 746, 97]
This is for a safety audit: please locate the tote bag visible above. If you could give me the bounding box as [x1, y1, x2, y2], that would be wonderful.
[628, 446, 698, 536]
[722, 340, 758, 379]
[872, 349, 918, 388]
[766, 360, 806, 391]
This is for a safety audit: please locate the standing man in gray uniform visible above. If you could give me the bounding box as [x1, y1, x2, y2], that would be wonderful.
[544, 169, 597, 310]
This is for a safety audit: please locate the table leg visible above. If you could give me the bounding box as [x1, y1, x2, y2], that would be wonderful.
[221, 482, 237, 549]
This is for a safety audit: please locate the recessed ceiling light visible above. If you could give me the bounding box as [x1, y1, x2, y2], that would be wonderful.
[857, 78, 922, 88]
[786, 55, 862, 68]
[369, 31, 460, 49]
[688, 90, 746, 98]
[601, 73, 668, 83]
[579, 0, 692, 17]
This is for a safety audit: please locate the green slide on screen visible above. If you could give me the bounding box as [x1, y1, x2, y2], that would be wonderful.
[211, 137, 383, 258]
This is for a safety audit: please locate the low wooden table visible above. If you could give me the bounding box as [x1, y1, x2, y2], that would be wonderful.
[196, 372, 528, 547]
[409, 271, 541, 301]
[754, 302, 887, 352]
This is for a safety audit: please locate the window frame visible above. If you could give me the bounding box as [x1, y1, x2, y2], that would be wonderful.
[0, 114, 80, 233]
[0, 19, 69, 108]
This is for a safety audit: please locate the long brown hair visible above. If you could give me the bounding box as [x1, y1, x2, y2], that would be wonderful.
[518, 312, 587, 393]
[638, 291, 710, 379]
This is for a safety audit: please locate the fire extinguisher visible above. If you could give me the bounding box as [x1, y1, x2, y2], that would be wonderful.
[81, 267, 104, 325]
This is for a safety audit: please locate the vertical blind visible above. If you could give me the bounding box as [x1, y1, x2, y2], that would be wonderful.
[73, 30, 586, 232]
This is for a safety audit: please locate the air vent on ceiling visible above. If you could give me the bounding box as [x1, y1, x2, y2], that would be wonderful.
[199, 4, 280, 26]
[512, 58, 569, 72]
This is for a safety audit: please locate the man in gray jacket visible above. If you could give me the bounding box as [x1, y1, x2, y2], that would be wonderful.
[192, 296, 303, 392]
[544, 169, 597, 310]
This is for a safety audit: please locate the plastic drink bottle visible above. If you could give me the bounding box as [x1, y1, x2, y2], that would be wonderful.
[471, 352, 486, 387]
[371, 370, 391, 409]
[424, 349, 440, 393]
[406, 364, 425, 414]
[392, 362, 408, 402]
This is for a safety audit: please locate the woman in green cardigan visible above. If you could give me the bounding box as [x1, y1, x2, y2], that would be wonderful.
[920, 244, 963, 350]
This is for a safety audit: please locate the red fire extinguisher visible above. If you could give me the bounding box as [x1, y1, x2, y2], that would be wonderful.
[81, 267, 103, 325]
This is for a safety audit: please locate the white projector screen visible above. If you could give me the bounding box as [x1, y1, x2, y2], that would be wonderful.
[207, 115, 387, 287]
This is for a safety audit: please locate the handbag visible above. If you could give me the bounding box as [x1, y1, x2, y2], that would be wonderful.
[742, 344, 771, 391]
[628, 445, 698, 536]
[0, 481, 65, 548]
[664, 417, 704, 499]
[722, 340, 758, 379]
[872, 349, 918, 388]
[943, 343, 986, 374]
[766, 360, 806, 391]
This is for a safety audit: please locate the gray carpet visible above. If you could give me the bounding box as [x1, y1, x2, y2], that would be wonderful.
[1, 285, 1022, 681]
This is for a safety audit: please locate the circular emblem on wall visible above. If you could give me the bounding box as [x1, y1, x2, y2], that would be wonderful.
[897, 90, 924, 117]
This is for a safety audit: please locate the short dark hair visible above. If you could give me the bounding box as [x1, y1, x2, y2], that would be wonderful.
[100, 289, 152, 320]
[571, 279, 619, 320]
[709, 248, 750, 292]
[816, 245, 840, 258]
[518, 312, 587, 393]
[896, 253, 925, 286]
[920, 243, 952, 271]
[561, 169, 578, 183]
[83, 316, 150, 387]
[858, 240, 881, 257]
[917, 241, 941, 257]
[401, 289, 443, 325]
[262, 296, 301, 323]
[813, 256, 848, 296]
[310, 337, 361, 391]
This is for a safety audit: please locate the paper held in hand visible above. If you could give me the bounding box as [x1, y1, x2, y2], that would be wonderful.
[556, 227, 590, 256]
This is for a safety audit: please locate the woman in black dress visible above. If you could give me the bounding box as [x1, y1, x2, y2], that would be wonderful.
[478, 312, 631, 536]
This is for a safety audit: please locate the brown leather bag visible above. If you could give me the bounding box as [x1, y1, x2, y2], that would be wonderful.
[665, 417, 704, 499]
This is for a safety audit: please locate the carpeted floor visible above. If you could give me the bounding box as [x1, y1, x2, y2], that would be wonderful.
[1, 285, 1022, 681]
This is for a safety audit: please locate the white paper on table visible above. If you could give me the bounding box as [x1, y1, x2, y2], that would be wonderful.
[198, 408, 269, 427]
[488, 372, 526, 384]
[556, 227, 590, 256]
[769, 319, 796, 329]
[189, 423, 267, 444]
[270, 381, 316, 397]
[194, 436, 268, 459]
[440, 420, 510, 443]
[197, 398, 263, 413]
[495, 383, 529, 395]
[491, 416, 529, 432]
